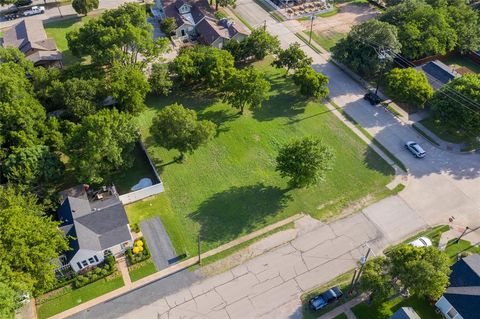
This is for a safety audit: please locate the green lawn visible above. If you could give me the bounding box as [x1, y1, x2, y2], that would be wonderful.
[420, 117, 470, 145]
[126, 59, 394, 257]
[129, 260, 157, 282]
[443, 55, 480, 74]
[304, 30, 345, 52]
[333, 314, 349, 319]
[44, 16, 93, 66]
[352, 295, 441, 319]
[36, 276, 124, 319]
[445, 239, 480, 264]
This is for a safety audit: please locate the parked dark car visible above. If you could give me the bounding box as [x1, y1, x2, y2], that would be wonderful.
[15, 0, 33, 7]
[309, 286, 344, 311]
[363, 92, 382, 105]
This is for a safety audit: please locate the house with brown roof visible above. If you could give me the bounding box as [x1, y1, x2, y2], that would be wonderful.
[154, 0, 249, 48]
[2, 19, 62, 67]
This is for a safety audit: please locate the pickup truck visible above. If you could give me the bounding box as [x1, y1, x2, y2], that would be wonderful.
[23, 6, 45, 16]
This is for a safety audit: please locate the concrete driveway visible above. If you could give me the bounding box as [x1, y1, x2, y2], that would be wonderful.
[140, 217, 178, 271]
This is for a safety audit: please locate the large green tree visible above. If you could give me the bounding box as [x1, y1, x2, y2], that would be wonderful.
[65, 109, 138, 184]
[160, 17, 177, 37]
[293, 67, 329, 99]
[215, 0, 236, 11]
[429, 74, 480, 139]
[67, 3, 169, 66]
[385, 68, 433, 108]
[332, 19, 401, 78]
[149, 63, 173, 96]
[223, 67, 270, 114]
[225, 27, 280, 63]
[72, 0, 99, 16]
[273, 43, 313, 73]
[276, 137, 334, 188]
[150, 103, 216, 160]
[359, 258, 393, 303]
[0, 188, 69, 316]
[446, 0, 480, 53]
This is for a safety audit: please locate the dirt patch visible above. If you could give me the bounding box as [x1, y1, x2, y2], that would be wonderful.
[301, 3, 379, 35]
[199, 246, 257, 276]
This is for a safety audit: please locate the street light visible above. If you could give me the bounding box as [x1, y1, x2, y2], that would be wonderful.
[308, 14, 315, 44]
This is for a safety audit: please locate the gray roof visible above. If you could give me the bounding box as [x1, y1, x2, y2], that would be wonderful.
[417, 60, 459, 89]
[3, 20, 57, 53]
[389, 307, 421, 319]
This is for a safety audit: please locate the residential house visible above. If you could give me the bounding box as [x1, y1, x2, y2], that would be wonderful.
[2, 19, 62, 67]
[416, 60, 459, 90]
[389, 307, 421, 319]
[435, 254, 480, 319]
[154, 0, 249, 47]
[57, 185, 133, 273]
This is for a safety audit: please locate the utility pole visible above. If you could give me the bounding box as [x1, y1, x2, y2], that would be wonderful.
[455, 226, 470, 244]
[197, 234, 201, 265]
[374, 47, 389, 95]
[352, 247, 371, 291]
[347, 268, 358, 295]
[308, 14, 315, 44]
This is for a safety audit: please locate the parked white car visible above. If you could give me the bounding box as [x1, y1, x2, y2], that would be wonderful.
[405, 141, 426, 158]
[409, 236, 432, 248]
[23, 6, 45, 16]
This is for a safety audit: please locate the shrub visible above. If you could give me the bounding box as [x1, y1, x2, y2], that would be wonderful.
[130, 223, 140, 233]
[126, 237, 150, 265]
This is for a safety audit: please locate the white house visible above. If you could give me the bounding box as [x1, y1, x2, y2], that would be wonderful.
[57, 185, 133, 272]
[435, 254, 480, 319]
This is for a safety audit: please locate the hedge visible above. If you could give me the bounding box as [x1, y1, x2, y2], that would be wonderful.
[74, 255, 116, 288]
[126, 237, 150, 265]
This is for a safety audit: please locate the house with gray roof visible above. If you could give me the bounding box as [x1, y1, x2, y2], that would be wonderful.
[57, 185, 133, 272]
[2, 19, 62, 67]
[416, 60, 459, 90]
[389, 307, 421, 319]
[435, 254, 480, 319]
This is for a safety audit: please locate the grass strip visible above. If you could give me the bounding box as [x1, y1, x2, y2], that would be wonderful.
[295, 32, 323, 54]
[297, 6, 339, 20]
[128, 259, 157, 282]
[412, 124, 440, 146]
[231, 10, 253, 30]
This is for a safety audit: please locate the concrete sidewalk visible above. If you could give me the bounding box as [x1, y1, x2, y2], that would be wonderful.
[317, 295, 365, 319]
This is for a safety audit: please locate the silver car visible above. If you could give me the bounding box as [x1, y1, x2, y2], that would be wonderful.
[405, 141, 426, 158]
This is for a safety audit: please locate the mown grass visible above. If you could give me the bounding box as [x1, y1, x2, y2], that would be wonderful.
[420, 117, 471, 145]
[304, 30, 345, 52]
[36, 276, 124, 319]
[445, 238, 480, 264]
[126, 58, 394, 257]
[128, 260, 157, 282]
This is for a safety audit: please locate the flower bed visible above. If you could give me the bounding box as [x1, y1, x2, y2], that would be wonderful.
[74, 255, 116, 288]
[126, 237, 150, 265]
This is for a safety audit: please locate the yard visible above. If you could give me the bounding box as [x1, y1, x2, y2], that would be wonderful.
[126, 58, 394, 261]
[420, 117, 473, 145]
[36, 276, 124, 319]
[443, 55, 480, 75]
[445, 238, 480, 264]
[128, 260, 157, 282]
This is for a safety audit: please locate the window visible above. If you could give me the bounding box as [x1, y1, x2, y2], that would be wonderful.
[82, 260, 88, 267]
[88, 257, 95, 264]
[94, 255, 99, 262]
[447, 307, 458, 319]
[77, 262, 82, 269]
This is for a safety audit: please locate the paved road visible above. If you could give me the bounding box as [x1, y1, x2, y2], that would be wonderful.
[141, 217, 178, 270]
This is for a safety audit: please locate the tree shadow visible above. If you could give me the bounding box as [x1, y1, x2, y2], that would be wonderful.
[197, 108, 239, 136]
[189, 184, 292, 245]
[363, 147, 396, 177]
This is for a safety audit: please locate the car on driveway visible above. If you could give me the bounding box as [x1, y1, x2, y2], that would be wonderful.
[409, 236, 432, 247]
[405, 141, 426, 158]
[309, 286, 343, 311]
[363, 92, 382, 105]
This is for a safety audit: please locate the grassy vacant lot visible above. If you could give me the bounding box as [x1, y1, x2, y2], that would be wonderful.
[126, 59, 394, 256]
[420, 117, 469, 145]
[352, 296, 441, 319]
[36, 276, 124, 319]
[129, 260, 157, 282]
[44, 16, 93, 65]
[304, 30, 345, 52]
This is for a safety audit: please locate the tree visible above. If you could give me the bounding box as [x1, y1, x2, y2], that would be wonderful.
[107, 63, 150, 114]
[359, 258, 393, 303]
[273, 43, 313, 73]
[0, 281, 18, 319]
[244, 27, 280, 61]
[446, 0, 480, 53]
[149, 63, 173, 96]
[215, 0, 236, 11]
[0, 188, 69, 312]
[276, 137, 334, 188]
[160, 17, 177, 37]
[293, 67, 329, 99]
[66, 109, 138, 184]
[3, 146, 64, 189]
[67, 3, 169, 66]
[72, 0, 99, 16]
[429, 74, 480, 139]
[150, 103, 216, 160]
[385, 68, 433, 108]
[332, 19, 401, 78]
[223, 67, 270, 114]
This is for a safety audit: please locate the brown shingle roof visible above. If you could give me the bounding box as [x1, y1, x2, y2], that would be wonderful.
[3, 20, 57, 54]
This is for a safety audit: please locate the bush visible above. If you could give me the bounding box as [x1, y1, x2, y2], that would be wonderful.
[73, 256, 116, 288]
[130, 223, 140, 233]
[127, 237, 150, 265]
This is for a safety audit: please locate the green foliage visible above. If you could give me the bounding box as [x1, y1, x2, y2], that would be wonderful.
[66, 109, 139, 184]
[3, 146, 64, 188]
[225, 27, 280, 62]
[293, 67, 329, 99]
[72, 0, 99, 16]
[126, 238, 150, 265]
[0, 281, 18, 319]
[150, 103, 216, 158]
[223, 67, 270, 114]
[107, 63, 150, 114]
[385, 68, 433, 107]
[0, 47, 35, 74]
[446, 0, 480, 53]
[215, 0, 236, 10]
[171, 45, 235, 88]
[273, 43, 313, 73]
[332, 20, 401, 78]
[359, 258, 393, 303]
[0, 188, 69, 301]
[275, 137, 334, 188]
[160, 17, 177, 36]
[67, 3, 168, 66]
[430, 74, 480, 139]
[149, 63, 173, 96]
[74, 261, 116, 288]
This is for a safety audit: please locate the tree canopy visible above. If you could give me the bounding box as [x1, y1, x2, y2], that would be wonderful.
[149, 63, 173, 96]
[72, 0, 99, 16]
[276, 137, 334, 188]
[225, 27, 280, 63]
[150, 103, 217, 159]
[160, 17, 177, 37]
[385, 68, 433, 108]
[223, 67, 270, 114]
[273, 43, 313, 73]
[293, 67, 329, 99]
[215, 0, 236, 11]
[65, 109, 139, 184]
